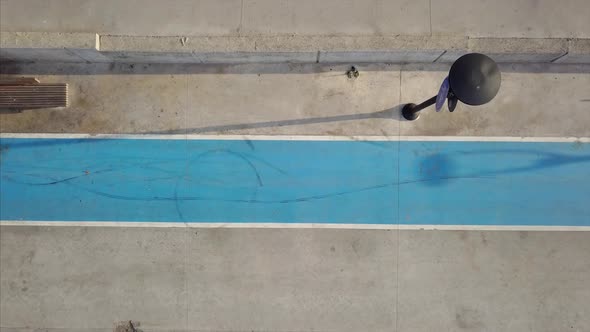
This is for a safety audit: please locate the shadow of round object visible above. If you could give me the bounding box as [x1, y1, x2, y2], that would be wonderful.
[417, 153, 456, 186]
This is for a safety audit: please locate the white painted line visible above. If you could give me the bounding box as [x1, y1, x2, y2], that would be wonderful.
[396, 224, 590, 231]
[0, 133, 187, 140]
[1, 221, 589, 231]
[1, 133, 589, 143]
[398, 136, 590, 143]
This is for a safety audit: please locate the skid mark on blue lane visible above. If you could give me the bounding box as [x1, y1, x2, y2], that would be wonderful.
[0, 138, 589, 225]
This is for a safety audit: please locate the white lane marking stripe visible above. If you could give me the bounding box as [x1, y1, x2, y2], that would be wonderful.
[1, 221, 589, 231]
[1, 133, 589, 143]
[398, 136, 590, 143]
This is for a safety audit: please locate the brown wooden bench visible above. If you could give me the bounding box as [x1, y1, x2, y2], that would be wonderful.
[0, 78, 68, 110]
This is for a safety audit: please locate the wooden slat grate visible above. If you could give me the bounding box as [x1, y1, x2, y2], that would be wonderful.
[0, 83, 68, 109]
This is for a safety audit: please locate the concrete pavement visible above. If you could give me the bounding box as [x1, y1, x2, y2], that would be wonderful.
[1, 1, 589, 64]
[1, 62, 589, 331]
[2, 3, 590, 332]
[1, 62, 589, 137]
[2, 0, 589, 38]
[2, 227, 589, 332]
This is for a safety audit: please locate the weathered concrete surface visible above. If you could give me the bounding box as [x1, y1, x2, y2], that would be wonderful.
[2, 63, 589, 137]
[183, 64, 400, 136]
[99, 35, 464, 64]
[431, 0, 590, 38]
[0, 328, 111, 332]
[399, 64, 590, 137]
[0, 32, 107, 63]
[2, 1, 590, 64]
[254, 36, 465, 52]
[0, 48, 86, 63]
[1, 62, 590, 332]
[99, 35, 253, 64]
[316, 36, 465, 63]
[319, 50, 441, 63]
[437, 38, 568, 63]
[0, 226, 398, 332]
[2, 227, 589, 331]
[0, 226, 187, 331]
[0, 0, 242, 36]
[186, 228, 397, 331]
[101, 36, 255, 53]
[0, 72, 187, 134]
[3, 0, 589, 39]
[97, 51, 205, 64]
[0, 32, 97, 49]
[242, 0, 430, 36]
[2, 32, 588, 65]
[398, 231, 590, 332]
[555, 39, 590, 64]
[0, 64, 401, 136]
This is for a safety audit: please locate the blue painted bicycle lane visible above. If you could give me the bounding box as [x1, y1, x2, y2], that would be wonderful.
[1, 136, 589, 226]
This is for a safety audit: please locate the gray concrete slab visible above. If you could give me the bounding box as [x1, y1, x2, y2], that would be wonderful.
[175, 35, 467, 53]
[0, 329, 111, 332]
[242, 0, 431, 36]
[2, 227, 589, 332]
[467, 38, 568, 63]
[98, 35, 465, 64]
[101, 51, 317, 64]
[0, 226, 188, 330]
[4, 31, 588, 65]
[0, 32, 98, 49]
[0, 0, 102, 34]
[436, 38, 568, 64]
[2, 63, 590, 137]
[0, 226, 398, 331]
[399, 65, 590, 137]
[198, 52, 318, 64]
[398, 230, 590, 332]
[0, 48, 86, 63]
[319, 51, 444, 64]
[69, 49, 112, 63]
[99, 52, 202, 64]
[0, 0, 242, 36]
[183, 64, 401, 136]
[555, 39, 590, 64]
[1, 61, 590, 332]
[0, 32, 107, 63]
[186, 228, 397, 332]
[314, 36, 464, 63]
[2, 0, 590, 41]
[0, 74, 188, 134]
[0, 64, 400, 136]
[101, 36, 254, 53]
[431, 0, 590, 38]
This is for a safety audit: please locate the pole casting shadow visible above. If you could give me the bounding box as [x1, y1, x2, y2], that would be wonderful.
[146, 105, 402, 135]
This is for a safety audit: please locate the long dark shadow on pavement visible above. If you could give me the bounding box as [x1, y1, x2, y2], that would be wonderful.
[145, 106, 402, 135]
